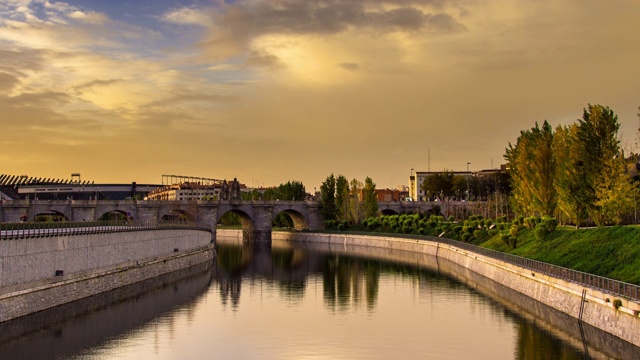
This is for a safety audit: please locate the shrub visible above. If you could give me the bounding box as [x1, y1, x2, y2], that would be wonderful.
[510, 225, 519, 238]
[509, 237, 518, 248]
[461, 233, 471, 242]
[448, 216, 455, 222]
[613, 299, 623, 310]
[541, 217, 558, 232]
[500, 234, 510, 246]
[337, 222, 347, 231]
[325, 220, 337, 229]
[488, 228, 499, 236]
[473, 229, 486, 239]
[496, 216, 506, 223]
[534, 225, 549, 240]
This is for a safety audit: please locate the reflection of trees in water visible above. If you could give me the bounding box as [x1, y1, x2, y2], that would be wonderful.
[515, 319, 586, 360]
[322, 255, 380, 311]
[219, 277, 242, 310]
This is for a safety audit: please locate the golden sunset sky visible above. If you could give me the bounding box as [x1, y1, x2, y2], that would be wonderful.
[1, 0, 639, 189]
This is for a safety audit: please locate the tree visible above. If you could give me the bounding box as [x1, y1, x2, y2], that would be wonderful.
[594, 151, 634, 225]
[554, 124, 589, 227]
[335, 175, 350, 223]
[363, 177, 378, 219]
[349, 178, 363, 223]
[421, 171, 454, 200]
[320, 174, 337, 222]
[505, 120, 556, 217]
[577, 104, 626, 225]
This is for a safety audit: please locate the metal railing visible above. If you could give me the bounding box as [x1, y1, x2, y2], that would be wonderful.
[320, 230, 640, 302]
[0, 220, 202, 240]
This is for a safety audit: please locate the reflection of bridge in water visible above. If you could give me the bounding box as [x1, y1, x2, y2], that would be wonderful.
[0, 200, 447, 242]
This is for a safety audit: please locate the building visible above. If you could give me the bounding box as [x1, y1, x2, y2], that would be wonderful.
[375, 188, 409, 202]
[1, 173, 160, 201]
[146, 177, 248, 201]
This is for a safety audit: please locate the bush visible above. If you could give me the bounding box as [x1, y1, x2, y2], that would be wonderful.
[461, 233, 471, 242]
[337, 222, 347, 230]
[509, 237, 518, 249]
[541, 217, 558, 232]
[534, 225, 549, 240]
[325, 220, 337, 229]
[500, 234, 511, 246]
[613, 299, 623, 310]
[448, 216, 455, 222]
[488, 228, 499, 236]
[473, 229, 487, 239]
[510, 225, 519, 238]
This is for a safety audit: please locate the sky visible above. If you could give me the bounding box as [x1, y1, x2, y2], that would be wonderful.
[1, 0, 639, 190]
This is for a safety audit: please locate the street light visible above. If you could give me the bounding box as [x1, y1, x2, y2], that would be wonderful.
[466, 162, 471, 200]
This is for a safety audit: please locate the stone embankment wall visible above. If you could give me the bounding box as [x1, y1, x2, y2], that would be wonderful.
[274, 232, 640, 349]
[0, 229, 214, 322]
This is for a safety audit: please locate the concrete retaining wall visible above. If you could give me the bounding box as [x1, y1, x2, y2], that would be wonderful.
[0, 229, 214, 322]
[275, 232, 640, 348]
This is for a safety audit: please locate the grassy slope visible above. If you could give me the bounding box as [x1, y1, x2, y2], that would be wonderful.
[478, 226, 640, 285]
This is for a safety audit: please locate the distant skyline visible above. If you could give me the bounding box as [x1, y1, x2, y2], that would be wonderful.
[1, 0, 639, 189]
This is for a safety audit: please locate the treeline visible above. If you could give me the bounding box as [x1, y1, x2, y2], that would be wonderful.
[319, 174, 378, 229]
[505, 104, 635, 227]
[241, 181, 306, 201]
[420, 170, 510, 201]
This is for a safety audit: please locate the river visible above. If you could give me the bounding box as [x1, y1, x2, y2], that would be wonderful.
[1, 235, 638, 359]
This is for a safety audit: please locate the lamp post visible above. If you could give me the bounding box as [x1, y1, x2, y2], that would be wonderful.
[466, 162, 471, 201]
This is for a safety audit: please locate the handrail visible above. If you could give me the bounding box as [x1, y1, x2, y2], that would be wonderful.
[0, 220, 205, 240]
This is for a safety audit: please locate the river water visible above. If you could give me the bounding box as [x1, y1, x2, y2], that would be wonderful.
[1, 235, 639, 359]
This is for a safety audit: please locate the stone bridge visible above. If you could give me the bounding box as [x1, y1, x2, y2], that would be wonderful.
[0, 199, 469, 242]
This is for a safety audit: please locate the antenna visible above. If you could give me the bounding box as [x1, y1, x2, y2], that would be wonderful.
[428, 148, 431, 172]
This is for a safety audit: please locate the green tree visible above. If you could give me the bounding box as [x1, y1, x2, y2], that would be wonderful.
[594, 152, 634, 224]
[554, 124, 589, 227]
[421, 171, 454, 200]
[335, 175, 350, 224]
[505, 120, 556, 217]
[363, 177, 378, 219]
[320, 174, 337, 222]
[577, 104, 626, 225]
[350, 178, 363, 223]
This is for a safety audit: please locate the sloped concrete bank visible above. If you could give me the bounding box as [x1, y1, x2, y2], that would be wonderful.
[274, 231, 640, 350]
[0, 229, 215, 322]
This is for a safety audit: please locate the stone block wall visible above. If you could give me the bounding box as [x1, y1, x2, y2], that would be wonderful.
[0, 229, 211, 290]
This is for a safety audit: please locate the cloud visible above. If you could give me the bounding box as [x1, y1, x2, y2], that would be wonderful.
[201, 0, 467, 60]
[160, 7, 212, 27]
[339, 62, 360, 72]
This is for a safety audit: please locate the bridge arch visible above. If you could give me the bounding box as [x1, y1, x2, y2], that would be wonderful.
[380, 209, 399, 216]
[273, 208, 308, 230]
[217, 209, 255, 233]
[98, 210, 131, 221]
[160, 209, 194, 224]
[34, 210, 69, 222]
